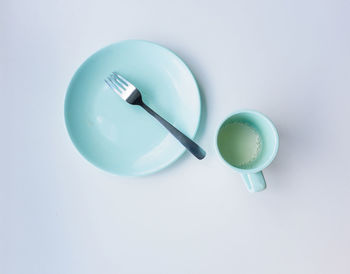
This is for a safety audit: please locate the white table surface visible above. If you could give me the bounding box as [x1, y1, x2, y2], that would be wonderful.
[2, 0, 350, 273]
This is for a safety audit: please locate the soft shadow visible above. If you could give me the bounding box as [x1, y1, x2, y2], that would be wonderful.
[264, 120, 292, 191]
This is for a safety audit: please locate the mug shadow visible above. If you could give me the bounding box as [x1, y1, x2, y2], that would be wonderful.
[264, 121, 290, 190]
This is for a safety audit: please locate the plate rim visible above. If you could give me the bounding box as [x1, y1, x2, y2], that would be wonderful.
[64, 39, 202, 176]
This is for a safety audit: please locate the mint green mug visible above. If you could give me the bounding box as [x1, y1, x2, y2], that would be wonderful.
[216, 110, 279, 192]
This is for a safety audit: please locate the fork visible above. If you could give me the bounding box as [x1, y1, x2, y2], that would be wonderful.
[105, 72, 206, 160]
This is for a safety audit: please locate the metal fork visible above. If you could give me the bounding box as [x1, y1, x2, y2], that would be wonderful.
[105, 72, 206, 160]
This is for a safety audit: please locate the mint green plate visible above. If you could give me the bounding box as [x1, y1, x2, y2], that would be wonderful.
[64, 40, 201, 176]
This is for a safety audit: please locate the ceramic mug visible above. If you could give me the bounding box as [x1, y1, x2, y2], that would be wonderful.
[216, 110, 279, 192]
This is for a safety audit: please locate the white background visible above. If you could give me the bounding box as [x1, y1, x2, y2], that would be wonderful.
[2, 0, 350, 273]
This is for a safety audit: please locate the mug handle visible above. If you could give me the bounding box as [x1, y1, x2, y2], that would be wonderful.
[241, 172, 266, 192]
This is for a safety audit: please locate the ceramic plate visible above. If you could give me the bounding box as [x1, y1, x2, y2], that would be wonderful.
[65, 40, 201, 175]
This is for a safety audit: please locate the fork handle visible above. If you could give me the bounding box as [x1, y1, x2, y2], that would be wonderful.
[140, 102, 206, 160]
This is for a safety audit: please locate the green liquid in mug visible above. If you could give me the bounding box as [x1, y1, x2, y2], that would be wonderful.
[217, 122, 261, 168]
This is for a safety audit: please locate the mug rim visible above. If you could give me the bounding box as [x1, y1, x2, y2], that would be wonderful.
[215, 109, 279, 174]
